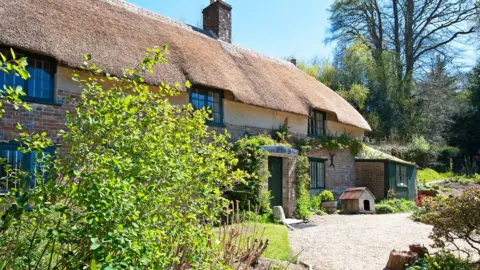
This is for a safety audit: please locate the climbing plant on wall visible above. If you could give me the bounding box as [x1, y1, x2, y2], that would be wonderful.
[230, 135, 278, 214]
[295, 146, 311, 219]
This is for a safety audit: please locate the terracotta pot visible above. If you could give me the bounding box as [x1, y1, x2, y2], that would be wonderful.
[321, 201, 338, 214]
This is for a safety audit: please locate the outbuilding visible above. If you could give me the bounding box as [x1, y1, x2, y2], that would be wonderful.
[339, 187, 376, 214]
[356, 146, 417, 201]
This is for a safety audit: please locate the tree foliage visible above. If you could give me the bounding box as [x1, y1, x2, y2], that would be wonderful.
[0, 47, 245, 269]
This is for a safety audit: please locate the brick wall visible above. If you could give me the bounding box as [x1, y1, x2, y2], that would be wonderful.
[0, 89, 78, 144]
[282, 156, 296, 217]
[355, 162, 385, 200]
[307, 148, 356, 198]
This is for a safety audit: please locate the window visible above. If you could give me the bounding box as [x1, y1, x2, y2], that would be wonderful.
[0, 47, 56, 103]
[309, 158, 326, 189]
[0, 144, 54, 194]
[308, 109, 326, 137]
[396, 165, 408, 186]
[190, 87, 223, 125]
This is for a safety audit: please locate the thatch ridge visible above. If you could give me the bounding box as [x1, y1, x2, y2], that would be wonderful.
[0, 0, 371, 131]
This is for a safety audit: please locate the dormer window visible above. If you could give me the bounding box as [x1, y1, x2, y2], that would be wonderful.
[308, 109, 326, 137]
[0, 47, 56, 104]
[189, 87, 223, 126]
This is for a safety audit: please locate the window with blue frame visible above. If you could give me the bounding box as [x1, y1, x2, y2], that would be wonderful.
[0, 47, 56, 103]
[0, 143, 54, 194]
[309, 158, 326, 189]
[189, 87, 223, 125]
[308, 109, 326, 137]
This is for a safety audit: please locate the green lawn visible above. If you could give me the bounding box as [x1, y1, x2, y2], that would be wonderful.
[258, 223, 294, 261]
[214, 223, 294, 262]
[418, 168, 453, 184]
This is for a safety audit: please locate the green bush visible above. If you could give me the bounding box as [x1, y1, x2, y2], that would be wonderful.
[375, 199, 418, 214]
[376, 205, 395, 214]
[407, 250, 472, 270]
[319, 190, 335, 202]
[0, 48, 246, 269]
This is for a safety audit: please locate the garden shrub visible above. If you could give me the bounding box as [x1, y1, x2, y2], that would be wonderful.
[295, 146, 311, 219]
[407, 250, 473, 270]
[0, 48, 246, 269]
[375, 199, 418, 214]
[309, 195, 327, 216]
[432, 146, 460, 173]
[424, 188, 480, 258]
[319, 190, 335, 202]
[376, 205, 395, 214]
[231, 135, 278, 214]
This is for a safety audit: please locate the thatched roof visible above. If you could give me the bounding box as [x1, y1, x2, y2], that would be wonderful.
[0, 0, 371, 131]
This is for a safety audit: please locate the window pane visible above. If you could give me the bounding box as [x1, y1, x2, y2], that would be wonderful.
[0, 148, 23, 193]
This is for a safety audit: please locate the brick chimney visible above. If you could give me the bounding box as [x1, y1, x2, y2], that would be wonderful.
[203, 0, 232, 43]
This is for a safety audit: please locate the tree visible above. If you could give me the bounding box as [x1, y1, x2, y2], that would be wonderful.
[0, 48, 245, 269]
[449, 63, 480, 155]
[328, 0, 478, 138]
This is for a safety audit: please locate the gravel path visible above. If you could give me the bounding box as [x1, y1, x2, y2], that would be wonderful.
[288, 214, 434, 270]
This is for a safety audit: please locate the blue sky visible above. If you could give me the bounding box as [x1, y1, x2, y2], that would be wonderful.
[126, 0, 336, 62]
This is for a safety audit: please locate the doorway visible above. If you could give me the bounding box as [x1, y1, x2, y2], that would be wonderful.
[268, 156, 283, 207]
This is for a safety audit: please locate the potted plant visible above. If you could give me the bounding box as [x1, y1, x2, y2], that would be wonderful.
[320, 190, 337, 214]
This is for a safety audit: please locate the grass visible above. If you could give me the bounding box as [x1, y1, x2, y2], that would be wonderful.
[418, 168, 453, 184]
[257, 223, 295, 261]
[213, 222, 295, 262]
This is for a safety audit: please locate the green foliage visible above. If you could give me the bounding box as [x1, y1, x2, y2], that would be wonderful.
[337, 83, 370, 110]
[232, 135, 279, 214]
[319, 190, 334, 203]
[295, 147, 311, 219]
[461, 157, 477, 178]
[432, 146, 460, 172]
[310, 133, 363, 156]
[0, 48, 246, 269]
[424, 188, 480, 257]
[387, 189, 397, 200]
[407, 250, 473, 270]
[375, 199, 418, 214]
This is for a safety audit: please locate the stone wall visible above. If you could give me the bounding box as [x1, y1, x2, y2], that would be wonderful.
[355, 162, 385, 200]
[307, 148, 357, 198]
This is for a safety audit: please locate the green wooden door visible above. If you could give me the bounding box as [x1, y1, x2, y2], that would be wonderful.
[268, 156, 283, 207]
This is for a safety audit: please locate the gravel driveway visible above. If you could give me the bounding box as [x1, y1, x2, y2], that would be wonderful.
[288, 214, 434, 270]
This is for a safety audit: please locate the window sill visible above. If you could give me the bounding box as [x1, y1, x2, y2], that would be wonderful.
[22, 98, 63, 107]
[397, 184, 408, 188]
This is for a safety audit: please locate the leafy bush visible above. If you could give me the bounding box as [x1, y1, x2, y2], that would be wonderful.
[376, 205, 395, 214]
[309, 195, 327, 216]
[407, 250, 472, 270]
[319, 190, 335, 202]
[424, 188, 480, 258]
[375, 199, 418, 214]
[0, 48, 246, 269]
[432, 146, 460, 173]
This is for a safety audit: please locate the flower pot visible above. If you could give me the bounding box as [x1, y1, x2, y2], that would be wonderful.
[321, 201, 338, 214]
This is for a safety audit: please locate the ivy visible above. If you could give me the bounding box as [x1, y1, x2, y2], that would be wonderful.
[231, 135, 280, 214]
[295, 146, 311, 219]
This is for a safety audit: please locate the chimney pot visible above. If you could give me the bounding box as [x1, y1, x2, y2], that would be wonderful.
[203, 0, 232, 43]
[290, 58, 297, 66]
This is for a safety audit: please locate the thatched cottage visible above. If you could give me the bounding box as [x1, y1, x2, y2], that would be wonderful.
[0, 0, 384, 216]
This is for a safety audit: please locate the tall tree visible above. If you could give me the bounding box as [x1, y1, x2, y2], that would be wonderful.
[328, 0, 478, 138]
